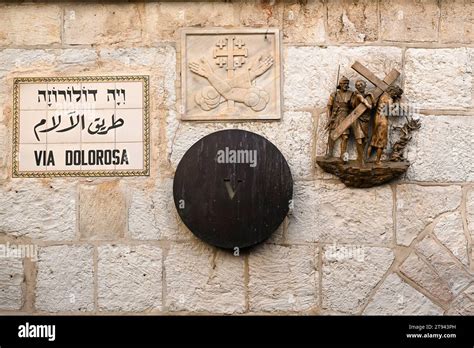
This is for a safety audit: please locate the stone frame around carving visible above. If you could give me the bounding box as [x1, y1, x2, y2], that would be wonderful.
[179, 28, 282, 121]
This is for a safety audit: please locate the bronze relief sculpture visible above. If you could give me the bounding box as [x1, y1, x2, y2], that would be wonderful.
[316, 61, 421, 188]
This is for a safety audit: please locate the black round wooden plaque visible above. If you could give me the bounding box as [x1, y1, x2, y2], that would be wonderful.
[173, 129, 293, 249]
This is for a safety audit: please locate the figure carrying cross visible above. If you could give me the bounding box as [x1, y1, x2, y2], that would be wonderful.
[327, 61, 402, 166]
[316, 61, 421, 187]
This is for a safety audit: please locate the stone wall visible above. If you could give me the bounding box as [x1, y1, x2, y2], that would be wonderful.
[0, 0, 473, 315]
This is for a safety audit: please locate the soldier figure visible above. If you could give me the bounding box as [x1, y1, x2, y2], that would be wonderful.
[350, 79, 374, 165]
[326, 76, 353, 160]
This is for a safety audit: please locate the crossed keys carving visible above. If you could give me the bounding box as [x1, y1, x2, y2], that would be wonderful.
[189, 36, 274, 113]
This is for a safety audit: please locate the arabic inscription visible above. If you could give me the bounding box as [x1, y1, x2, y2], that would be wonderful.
[13, 76, 149, 177]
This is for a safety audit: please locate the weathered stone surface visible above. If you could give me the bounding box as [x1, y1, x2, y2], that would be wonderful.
[167, 111, 314, 180]
[145, 2, 234, 42]
[446, 284, 474, 315]
[98, 245, 162, 312]
[407, 116, 474, 182]
[416, 236, 472, 296]
[363, 274, 443, 315]
[327, 0, 378, 43]
[467, 188, 474, 239]
[380, 0, 439, 42]
[238, 0, 283, 28]
[400, 253, 453, 303]
[79, 181, 127, 241]
[284, 46, 402, 110]
[98, 46, 176, 109]
[322, 246, 394, 313]
[287, 181, 393, 244]
[64, 4, 143, 45]
[249, 244, 318, 312]
[406, 116, 474, 182]
[0, 181, 76, 241]
[57, 49, 98, 65]
[404, 49, 472, 108]
[396, 185, 461, 246]
[165, 242, 245, 313]
[0, 4, 61, 46]
[0, 50, 56, 88]
[129, 179, 182, 240]
[0, 123, 7, 180]
[36, 246, 94, 312]
[283, 0, 325, 44]
[0, 258, 23, 310]
[433, 211, 469, 266]
[440, 0, 473, 43]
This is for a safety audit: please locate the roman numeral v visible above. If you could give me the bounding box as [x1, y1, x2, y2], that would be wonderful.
[224, 179, 242, 200]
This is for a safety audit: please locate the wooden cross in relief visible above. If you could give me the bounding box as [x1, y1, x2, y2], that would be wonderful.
[330, 61, 401, 141]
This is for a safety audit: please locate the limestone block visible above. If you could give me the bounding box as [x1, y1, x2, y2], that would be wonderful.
[144, 2, 234, 42]
[440, 0, 473, 43]
[380, 0, 439, 42]
[416, 236, 472, 296]
[396, 185, 461, 246]
[467, 188, 474, 240]
[165, 242, 245, 313]
[404, 49, 472, 108]
[128, 178, 181, 240]
[64, 4, 143, 45]
[327, 0, 378, 43]
[0, 123, 7, 178]
[364, 273, 443, 315]
[406, 116, 474, 182]
[98, 245, 162, 312]
[98, 46, 176, 109]
[433, 211, 469, 266]
[238, 0, 283, 28]
[322, 246, 394, 313]
[36, 245, 94, 312]
[249, 244, 318, 312]
[400, 253, 453, 303]
[0, 49, 56, 86]
[79, 181, 127, 241]
[57, 49, 98, 66]
[0, 181, 76, 241]
[445, 284, 474, 315]
[0, 4, 61, 46]
[287, 181, 393, 244]
[284, 46, 402, 110]
[283, 0, 325, 44]
[0, 257, 23, 310]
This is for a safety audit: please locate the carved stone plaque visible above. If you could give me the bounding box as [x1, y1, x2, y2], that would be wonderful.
[173, 130, 293, 249]
[13, 76, 149, 177]
[180, 28, 281, 120]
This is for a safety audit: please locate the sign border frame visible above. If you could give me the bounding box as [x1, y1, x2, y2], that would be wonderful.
[12, 75, 150, 178]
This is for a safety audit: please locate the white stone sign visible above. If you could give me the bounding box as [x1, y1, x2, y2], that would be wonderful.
[13, 76, 149, 177]
[180, 28, 282, 120]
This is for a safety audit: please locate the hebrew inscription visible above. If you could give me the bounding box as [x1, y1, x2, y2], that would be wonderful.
[13, 76, 149, 177]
